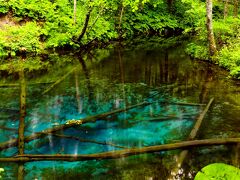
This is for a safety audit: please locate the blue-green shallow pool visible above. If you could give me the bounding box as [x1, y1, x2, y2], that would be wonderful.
[0, 40, 239, 179]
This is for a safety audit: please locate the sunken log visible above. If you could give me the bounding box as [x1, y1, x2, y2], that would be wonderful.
[0, 101, 152, 151]
[0, 138, 239, 162]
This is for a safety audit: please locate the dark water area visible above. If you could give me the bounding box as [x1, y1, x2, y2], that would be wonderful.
[0, 39, 239, 179]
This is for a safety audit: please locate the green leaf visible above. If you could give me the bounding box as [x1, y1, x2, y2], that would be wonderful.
[194, 163, 240, 180]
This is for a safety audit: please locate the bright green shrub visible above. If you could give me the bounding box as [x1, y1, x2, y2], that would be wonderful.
[214, 17, 240, 46]
[122, 3, 180, 37]
[0, 22, 41, 56]
[0, 0, 9, 14]
[218, 44, 240, 78]
[185, 42, 209, 60]
[8, 0, 55, 20]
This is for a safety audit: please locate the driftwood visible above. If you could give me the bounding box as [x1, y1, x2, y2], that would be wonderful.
[0, 138, 239, 162]
[42, 67, 77, 95]
[170, 98, 214, 178]
[0, 101, 152, 151]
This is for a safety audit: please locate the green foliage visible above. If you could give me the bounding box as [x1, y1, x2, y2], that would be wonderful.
[123, 4, 179, 36]
[194, 163, 240, 180]
[185, 42, 209, 60]
[1, 0, 240, 82]
[218, 43, 240, 78]
[0, 22, 41, 57]
[214, 17, 240, 45]
[183, 0, 240, 78]
[0, 0, 9, 14]
[0, 0, 190, 56]
[8, 0, 55, 20]
[0, 57, 50, 73]
[180, 0, 206, 32]
[0, 168, 4, 179]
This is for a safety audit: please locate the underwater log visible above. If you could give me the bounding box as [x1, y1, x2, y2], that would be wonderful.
[0, 101, 152, 151]
[170, 98, 214, 178]
[0, 138, 239, 162]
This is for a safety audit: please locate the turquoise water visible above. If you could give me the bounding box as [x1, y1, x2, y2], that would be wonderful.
[0, 40, 239, 179]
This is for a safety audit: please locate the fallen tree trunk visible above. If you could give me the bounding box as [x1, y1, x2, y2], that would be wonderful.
[0, 138, 239, 162]
[170, 98, 214, 178]
[0, 101, 152, 151]
[188, 98, 214, 140]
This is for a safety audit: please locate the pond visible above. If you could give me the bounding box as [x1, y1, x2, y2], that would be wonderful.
[0, 38, 239, 179]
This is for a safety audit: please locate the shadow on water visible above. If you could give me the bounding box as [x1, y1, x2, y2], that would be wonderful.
[0, 39, 239, 179]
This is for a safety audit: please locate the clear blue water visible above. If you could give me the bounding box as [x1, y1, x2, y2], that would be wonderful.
[0, 40, 240, 179]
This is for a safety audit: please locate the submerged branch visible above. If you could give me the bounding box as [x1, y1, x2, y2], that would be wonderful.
[0, 138, 239, 162]
[0, 99, 206, 151]
[0, 101, 152, 151]
[42, 68, 76, 95]
[49, 133, 127, 149]
[188, 98, 214, 140]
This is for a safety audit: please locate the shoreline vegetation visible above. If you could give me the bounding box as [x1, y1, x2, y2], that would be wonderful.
[0, 0, 240, 78]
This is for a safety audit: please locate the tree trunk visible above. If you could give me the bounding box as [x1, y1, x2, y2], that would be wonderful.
[224, 0, 229, 19]
[167, 0, 174, 12]
[18, 70, 26, 155]
[234, 0, 239, 18]
[77, 8, 92, 42]
[206, 0, 217, 56]
[118, 4, 125, 38]
[169, 98, 214, 178]
[0, 138, 240, 162]
[73, 0, 77, 24]
[18, 70, 26, 180]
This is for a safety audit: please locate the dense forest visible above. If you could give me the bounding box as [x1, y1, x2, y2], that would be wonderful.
[0, 0, 240, 78]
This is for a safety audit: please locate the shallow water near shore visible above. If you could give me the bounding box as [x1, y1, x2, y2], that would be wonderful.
[0, 39, 239, 179]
